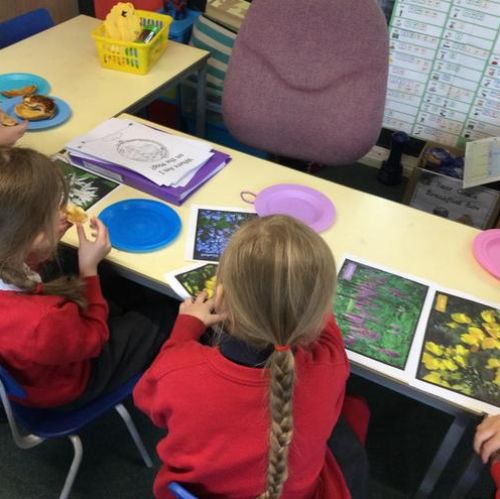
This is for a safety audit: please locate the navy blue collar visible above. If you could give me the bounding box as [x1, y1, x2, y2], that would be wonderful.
[219, 332, 273, 368]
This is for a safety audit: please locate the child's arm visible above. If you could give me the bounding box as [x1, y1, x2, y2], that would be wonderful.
[474, 415, 500, 464]
[0, 122, 28, 146]
[31, 275, 110, 365]
[160, 292, 226, 346]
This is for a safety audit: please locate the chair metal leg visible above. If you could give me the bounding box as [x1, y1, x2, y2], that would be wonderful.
[115, 403, 153, 468]
[59, 435, 82, 499]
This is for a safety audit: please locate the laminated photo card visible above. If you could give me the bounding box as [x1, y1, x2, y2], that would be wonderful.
[335, 255, 500, 414]
[165, 262, 218, 300]
[408, 287, 500, 415]
[334, 255, 433, 383]
[53, 155, 121, 211]
[185, 205, 257, 262]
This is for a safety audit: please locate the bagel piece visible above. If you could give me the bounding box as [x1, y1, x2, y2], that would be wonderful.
[65, 204, 88, 225]
[0, 108, 18, 127]
[1, 84, 37, 98]
[14, 94, 56, 121]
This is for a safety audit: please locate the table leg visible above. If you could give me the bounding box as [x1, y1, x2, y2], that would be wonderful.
[448, 454, 484, 499]
[413, 414, 469, 498]
[195, 62, 207, 137]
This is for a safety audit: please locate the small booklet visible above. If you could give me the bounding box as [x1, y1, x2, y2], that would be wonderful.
[464, 136, 500, 188]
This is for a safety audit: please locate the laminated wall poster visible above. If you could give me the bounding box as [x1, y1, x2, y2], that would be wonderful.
[385, 0, 500, 147]
[334, 256, 500, 413]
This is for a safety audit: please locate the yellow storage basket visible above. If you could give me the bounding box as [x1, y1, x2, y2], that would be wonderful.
[92, 11, 173, 75]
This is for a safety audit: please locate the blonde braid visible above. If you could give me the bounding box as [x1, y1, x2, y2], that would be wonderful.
[257, 349, 295, 499]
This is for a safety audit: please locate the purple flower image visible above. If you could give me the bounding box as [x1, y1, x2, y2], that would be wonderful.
[334, 259, 428, 369]
[193, 209, 257, 262]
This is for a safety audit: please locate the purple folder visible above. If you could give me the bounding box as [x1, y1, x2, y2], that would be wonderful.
[68, 149, 231, 206]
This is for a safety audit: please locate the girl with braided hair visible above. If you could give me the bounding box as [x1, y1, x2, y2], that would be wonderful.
[135, 215, 362, 498]
[0, 147, 177, 409]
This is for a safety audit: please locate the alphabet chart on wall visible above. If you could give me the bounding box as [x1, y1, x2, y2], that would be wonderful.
[385, 0, 500, 147]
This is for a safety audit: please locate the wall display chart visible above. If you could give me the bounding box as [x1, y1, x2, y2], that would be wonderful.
[385, 0, 500, 147]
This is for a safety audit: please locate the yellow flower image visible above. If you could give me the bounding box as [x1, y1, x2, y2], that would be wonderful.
[422, 352, 442, 371]
[487, 359, 500, 369]
[441, 359, 458, 371]
[451, 313, 472, 324]
[468, 326, 485, 339]
[418, 295, 500, 406]
[204, 275, 216, 299]
[482, 310, 498, 323]
[425, 341, 444, 356]
[423, 372, 450, 387]
[484, 323, 500, 338]
[482, 338, 500, 350]
[460, 333, 480, 347]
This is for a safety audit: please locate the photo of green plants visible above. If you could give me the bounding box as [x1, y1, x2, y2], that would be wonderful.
[334, 259, 429, 369]
[176, 264, 218, 298]
[417, 292, 500, 406]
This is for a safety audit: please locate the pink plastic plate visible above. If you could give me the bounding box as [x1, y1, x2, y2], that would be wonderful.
[472, 229, 500, 279]
[241, 184, 336, 232]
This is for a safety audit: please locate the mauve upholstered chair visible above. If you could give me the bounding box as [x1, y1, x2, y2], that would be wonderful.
[222, 0, 389, 165]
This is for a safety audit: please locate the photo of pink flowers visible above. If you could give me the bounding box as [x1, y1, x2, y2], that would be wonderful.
[334, 259, 429, 369]
[416, 292, 500, 406]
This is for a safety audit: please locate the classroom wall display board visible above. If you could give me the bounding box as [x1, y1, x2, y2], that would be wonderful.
[385, 0, 500, 147]
[334, 255, 500, 415]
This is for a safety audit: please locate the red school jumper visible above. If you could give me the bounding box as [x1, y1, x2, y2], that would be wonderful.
[0, 276, 109, 407]
[133, 314, 351, 499]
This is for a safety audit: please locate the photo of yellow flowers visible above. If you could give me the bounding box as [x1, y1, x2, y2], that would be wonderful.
[416, 291, 500, 406]
[176, 264, 218, 299]
[165, 263, 218, 300]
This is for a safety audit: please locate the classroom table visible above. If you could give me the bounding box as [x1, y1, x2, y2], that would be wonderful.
[61, 114, 499, 498]
[0, 15, 209, 155]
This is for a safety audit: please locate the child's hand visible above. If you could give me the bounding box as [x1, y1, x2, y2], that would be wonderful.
[0, 122, 28, 146]
[179, 291, 226, 327]
[474, 415, 500, 464]
[76, 217, 112, 277]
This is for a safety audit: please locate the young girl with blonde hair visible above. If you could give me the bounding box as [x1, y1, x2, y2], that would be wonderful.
[134, 214, 359, 498]
[0, 146, 177, 409]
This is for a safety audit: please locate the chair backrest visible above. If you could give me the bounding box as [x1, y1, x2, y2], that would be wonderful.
[222, 0, 389, 165]
[0, 8, 55, 49]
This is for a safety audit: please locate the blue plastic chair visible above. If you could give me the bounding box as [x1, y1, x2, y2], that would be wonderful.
[0, 364, 153, 499]
[0, 8, 54, 49]
[168, 481, 199, 499]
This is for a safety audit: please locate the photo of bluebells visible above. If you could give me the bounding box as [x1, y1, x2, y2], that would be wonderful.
[334, 259, 428, 369]
[417, 292, 500, 406]
[55, 159, 119, 210]
[193, 209, 257, 261]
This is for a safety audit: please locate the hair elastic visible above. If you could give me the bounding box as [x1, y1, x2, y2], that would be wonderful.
[35, 283, 44, 294]
[274, 344, 291, 352]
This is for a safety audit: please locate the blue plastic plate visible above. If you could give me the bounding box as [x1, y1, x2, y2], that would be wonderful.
[3, 96, 72, 130]
[99, 199, 182, 253]
[0, 73, 50, 101]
